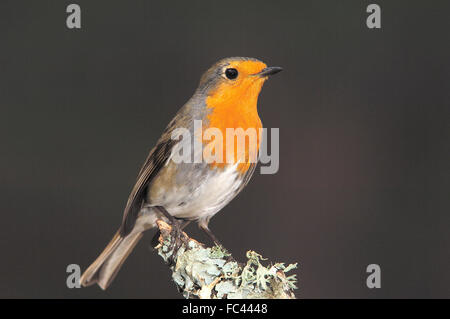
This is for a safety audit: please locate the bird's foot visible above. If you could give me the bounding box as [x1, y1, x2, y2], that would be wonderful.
[166, 220, 190, 266]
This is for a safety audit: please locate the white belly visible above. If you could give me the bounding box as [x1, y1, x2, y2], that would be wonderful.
[170, 163, 242, 220]
[148, 163, 243, 222]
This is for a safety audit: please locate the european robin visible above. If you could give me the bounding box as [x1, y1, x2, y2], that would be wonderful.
[80, 57, 282, 289]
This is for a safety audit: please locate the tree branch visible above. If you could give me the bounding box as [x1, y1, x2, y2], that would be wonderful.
[154, 220, 298, 299]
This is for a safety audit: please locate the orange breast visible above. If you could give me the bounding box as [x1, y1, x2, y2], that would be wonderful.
[203, 80, 263, 173]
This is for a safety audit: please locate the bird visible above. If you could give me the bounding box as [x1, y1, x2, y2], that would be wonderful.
[80, 57, 282, 290]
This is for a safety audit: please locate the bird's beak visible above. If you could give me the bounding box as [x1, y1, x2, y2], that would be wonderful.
[256, 66, 283, 77]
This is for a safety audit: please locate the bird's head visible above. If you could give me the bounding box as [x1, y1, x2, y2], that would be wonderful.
[196, 57, 282, 110]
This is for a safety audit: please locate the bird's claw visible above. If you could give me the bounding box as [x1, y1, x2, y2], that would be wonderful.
[167, 221, 188, 266]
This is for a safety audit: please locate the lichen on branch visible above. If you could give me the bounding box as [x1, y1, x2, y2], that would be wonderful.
[154, 220, 298, 299]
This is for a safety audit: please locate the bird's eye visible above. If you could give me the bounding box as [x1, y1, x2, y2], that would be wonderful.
[224, 68, 238, 80]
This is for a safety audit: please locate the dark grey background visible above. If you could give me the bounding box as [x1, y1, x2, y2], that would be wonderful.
[0, 0, 448, 298]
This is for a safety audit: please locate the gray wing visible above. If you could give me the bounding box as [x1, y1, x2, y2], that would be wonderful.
[119, 124, 178, 236]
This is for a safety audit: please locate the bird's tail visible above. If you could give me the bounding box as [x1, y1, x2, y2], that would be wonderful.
[80, 230, 143, 290]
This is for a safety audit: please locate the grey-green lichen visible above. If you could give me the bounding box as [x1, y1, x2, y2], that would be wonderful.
[155, 220, 298, 299]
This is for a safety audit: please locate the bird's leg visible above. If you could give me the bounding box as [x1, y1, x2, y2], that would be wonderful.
[150, 219, 191, 248]
[155, 206, 190, 260]
[198, 223, 235, 263]
[199, 223, 223, 247]
[179, 219, 192, 230]
[156, 205, 178, 226]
